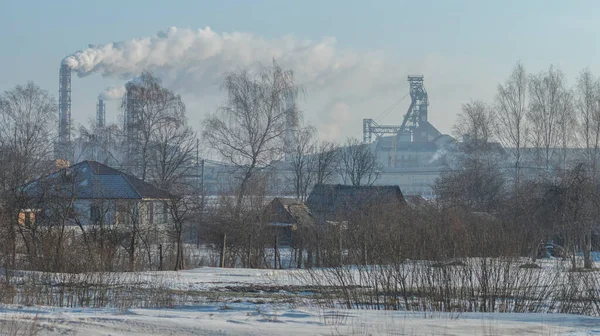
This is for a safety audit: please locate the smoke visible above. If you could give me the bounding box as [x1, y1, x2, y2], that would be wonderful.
[98, 85, 126, 100]
[62, 26, 402, 89]
[428, 148, 448, 164]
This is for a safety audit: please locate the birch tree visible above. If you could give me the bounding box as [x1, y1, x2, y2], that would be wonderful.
[203, 61, 299, 207]
[575, 68, 600, 177]
[495, 62, 529, 186]
[0, 82, 56, 270]
[528, 66, 566, 171]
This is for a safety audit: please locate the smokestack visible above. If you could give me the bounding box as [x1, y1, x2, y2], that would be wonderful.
[57, 62, 72, 160]
[124, 82, 137, 140]
[283, 90, 299, 162]
[96, 99, 106, 128]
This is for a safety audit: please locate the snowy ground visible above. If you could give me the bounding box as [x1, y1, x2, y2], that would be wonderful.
[2, 267, 600, 335]
[3, 305, 600, 335]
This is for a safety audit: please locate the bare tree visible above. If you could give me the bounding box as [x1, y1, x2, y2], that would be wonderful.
[288, 126, 317, 201]
[434, 159, 505, 212]
[167, 189, 199, 271]
[148, 115, 197, 191]
[495, 62, 529, 186]
[453, 100, 495, 156]
[121, 71, 186, 182]
[203, 61, 299, 207]
[118, 71, 193, 270]
[0, 82, 56, 270]
[148, 114, 198, 270]
[338, 137, 380, 186]
[556, 89, 576, 171]
[0, 82, 56, 185]
[575, 68, 600, 177]
[78, 121, 123, 165]
[314, 141, 340, 185]
[528, 66, 567, 171]
[203, 61, 299, 267]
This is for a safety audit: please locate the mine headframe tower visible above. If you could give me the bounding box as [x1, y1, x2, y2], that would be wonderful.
[362, 75, 429, 143]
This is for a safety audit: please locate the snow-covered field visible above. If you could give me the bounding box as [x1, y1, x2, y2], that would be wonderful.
[2, 267, 600, 335]
[3, 305, 600, 335]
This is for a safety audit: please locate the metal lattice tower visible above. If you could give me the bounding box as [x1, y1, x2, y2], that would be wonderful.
[400, 76, 429, 131]
[362, 119, 402, 143]
[57, 63, 72, 159]
[97, 99, 106, 128]
[362, 76, 429, 143]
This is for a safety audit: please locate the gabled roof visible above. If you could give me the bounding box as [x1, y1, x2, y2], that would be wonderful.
[264, 197, 315, 228]
[306, 184, 405, 217]
[23, 161, 171, 200]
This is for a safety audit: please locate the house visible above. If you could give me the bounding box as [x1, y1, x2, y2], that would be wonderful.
[306, 184, 406, 223]
[21, 160, 171, 227]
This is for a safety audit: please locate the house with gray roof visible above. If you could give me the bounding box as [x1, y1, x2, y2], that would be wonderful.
[21, 160, 171, 228]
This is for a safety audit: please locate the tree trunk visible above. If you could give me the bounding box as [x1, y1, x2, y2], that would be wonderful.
[175, 232, 185, 271]
[362, 239, 368, 266]
[273, 230, 278, 269]
[315, 231, 321, 268]
[130, 226, 136, 272]
[159, 244, 164, 271]
[297, 239, 303, 269]
[220, 233, 227, 268]
[584, 230, 593, 269]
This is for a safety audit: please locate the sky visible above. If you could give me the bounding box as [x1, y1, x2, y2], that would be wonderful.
[2, 0, 600, 142]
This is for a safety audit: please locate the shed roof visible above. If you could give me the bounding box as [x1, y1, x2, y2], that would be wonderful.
[264, 197, 315, 228]
[306, 184, 405, 217]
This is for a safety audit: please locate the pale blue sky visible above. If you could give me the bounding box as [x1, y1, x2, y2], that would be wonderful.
[2, 0, 600, 139]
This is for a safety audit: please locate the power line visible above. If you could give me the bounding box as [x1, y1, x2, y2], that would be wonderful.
[374, 93, 409, 122]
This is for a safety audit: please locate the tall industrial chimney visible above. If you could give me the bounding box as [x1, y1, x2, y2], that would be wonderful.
[283, 90, 299, 162]
[124, 82, 138, 141]
[57, 63, 72, 161]
[96, 99, 106, 128]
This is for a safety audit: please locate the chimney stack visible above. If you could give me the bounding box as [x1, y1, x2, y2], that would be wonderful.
[97, 99, 106, 128]
[56, 63, 72, 160]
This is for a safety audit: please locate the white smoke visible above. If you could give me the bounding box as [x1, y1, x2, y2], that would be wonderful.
[428, 148, 448, 164]
[98, 85, 126, 100]
[61, 26, 404, 90]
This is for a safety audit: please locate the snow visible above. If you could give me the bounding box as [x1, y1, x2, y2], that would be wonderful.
[2, 266, 600, 335]
[2, 305, 600, 335]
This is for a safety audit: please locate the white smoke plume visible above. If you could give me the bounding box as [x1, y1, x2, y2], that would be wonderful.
[98, 85, 126, 100]
[61, 26, 395, 88]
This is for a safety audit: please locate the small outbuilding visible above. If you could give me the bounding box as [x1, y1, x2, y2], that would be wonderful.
[306, 184, 405, 223]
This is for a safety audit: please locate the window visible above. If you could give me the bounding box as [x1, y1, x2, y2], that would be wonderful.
[90, 204, 101, 223]
[146, 202, 154, 225]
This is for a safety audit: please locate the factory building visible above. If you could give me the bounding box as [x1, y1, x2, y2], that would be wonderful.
[363, 76, 457, 196]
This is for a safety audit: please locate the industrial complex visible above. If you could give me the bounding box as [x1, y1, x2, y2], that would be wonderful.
[56, 59, 457, 197]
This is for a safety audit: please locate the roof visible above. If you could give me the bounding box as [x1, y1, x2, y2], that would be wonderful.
[23, 161, 171, 200]
[264, 198, 315, 228]
[306, 184, 405, 218]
